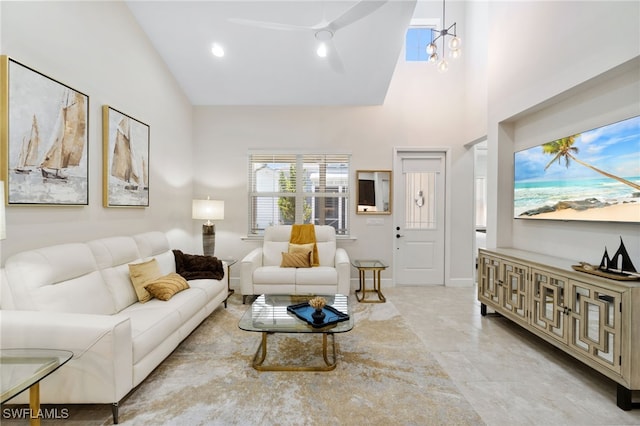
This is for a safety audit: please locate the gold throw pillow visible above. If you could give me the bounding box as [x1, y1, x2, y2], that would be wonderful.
[288, 243, 315, 265]
[129, 258, 162, 303]
[280, 251, 311, 268]
[145, 273, 190, 301]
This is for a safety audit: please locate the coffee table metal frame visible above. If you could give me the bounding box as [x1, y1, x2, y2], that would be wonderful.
[238, 294, 352, 372]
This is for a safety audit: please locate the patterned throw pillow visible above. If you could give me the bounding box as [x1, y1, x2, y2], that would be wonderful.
[145, 273, 190, 301]
[288, 243, 315, 265]
[280, 251, 311, 268]
[129, 258, 162, 303]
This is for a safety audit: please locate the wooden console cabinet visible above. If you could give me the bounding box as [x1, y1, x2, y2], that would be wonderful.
[478, 248, 640, 410]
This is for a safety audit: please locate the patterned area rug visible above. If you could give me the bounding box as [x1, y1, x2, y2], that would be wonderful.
[114, 295, 483, 425]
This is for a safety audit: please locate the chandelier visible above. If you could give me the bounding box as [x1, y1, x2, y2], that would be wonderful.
[426, 0, 462, 72]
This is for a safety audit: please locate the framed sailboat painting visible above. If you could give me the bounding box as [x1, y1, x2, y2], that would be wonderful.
[1, 56, 89, 205]
[102, 106, 150, 207]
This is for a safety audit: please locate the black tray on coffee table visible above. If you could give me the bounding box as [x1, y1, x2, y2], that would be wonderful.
[287, 302, 350, 328]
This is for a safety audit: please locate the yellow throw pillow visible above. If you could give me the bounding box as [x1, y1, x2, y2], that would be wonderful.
[280, 251, 311, 268]
[129, 258, 162, 303]
[288, 243, 315, 265]
[145, 273, 190, 301]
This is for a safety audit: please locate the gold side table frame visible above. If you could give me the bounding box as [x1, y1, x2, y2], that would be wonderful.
[252, 331, 338, 371]
[353, 260, 388, 303]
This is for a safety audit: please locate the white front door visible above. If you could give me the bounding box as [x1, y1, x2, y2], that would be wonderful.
[393, 150, 446, 285]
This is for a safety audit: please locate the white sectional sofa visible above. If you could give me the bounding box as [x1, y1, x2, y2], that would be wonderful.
[240, 225, 350, 302]
[0, 231, 228, 423]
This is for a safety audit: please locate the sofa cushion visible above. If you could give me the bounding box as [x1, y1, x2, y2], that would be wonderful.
[145, 273, 190, 301]
[186, 278, 226, 300]
[280, 251, 311, 268]
[253, 266, 296, 284]
[295, 266, 338, 285]
[129, 259, 162, 303]
[88, 236, 143, 312]
[119, 302, 182, 364]
[133, 232, 176, 275]
[3, 243, 116, 314]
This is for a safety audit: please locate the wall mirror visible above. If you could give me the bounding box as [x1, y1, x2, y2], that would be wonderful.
[356, 170, 392, 214]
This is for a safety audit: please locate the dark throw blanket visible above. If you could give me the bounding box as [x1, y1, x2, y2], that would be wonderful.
[172, 250, 225, 281]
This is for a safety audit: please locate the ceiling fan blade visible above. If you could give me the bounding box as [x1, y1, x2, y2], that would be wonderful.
[327, 0, 388, 32]
[325, 39, 345, 74]
[228, 17, 310, 32]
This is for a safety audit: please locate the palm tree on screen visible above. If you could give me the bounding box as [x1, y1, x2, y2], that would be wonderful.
[543, 135, 640, 191]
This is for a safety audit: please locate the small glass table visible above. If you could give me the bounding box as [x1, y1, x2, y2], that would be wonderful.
[352, 260, 388, 303]
[1, 349, 73, 426]
[238, 294, 353, 371]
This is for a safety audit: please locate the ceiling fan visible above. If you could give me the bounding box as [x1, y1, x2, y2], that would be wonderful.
[229, 0, 388, 73]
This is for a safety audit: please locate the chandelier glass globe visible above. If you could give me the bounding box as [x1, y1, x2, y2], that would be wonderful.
[449, 36, 462, 50]
[437, 59, 449, 73]
[426, 42, 437, 55]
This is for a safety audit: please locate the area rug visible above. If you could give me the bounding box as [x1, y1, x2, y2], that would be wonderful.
[113, 295, 483, 425]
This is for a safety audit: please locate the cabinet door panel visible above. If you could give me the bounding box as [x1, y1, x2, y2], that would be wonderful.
[500, 261, 528, 322]
[568, 280, 621, 374]
[531, 268, 567, 343]
[478, 254, 500, 307]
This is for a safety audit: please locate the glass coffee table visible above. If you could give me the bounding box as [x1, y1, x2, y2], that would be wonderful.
[238, 294, 353, 371]
[1, 349, 73, 426]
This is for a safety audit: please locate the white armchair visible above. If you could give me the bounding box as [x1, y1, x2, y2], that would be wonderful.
[240, 225, 350, 302]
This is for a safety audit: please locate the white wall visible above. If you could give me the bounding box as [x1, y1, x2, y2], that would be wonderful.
[1, 1, 195, 262]
[193, 0, 487, 288]
[486, 1, 640, 262]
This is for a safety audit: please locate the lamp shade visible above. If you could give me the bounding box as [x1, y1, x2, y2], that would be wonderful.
[192, 199, 224, 221]
[0, 182, 6, 240]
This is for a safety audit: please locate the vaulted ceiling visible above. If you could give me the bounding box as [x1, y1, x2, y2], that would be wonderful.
[126, 1, 418, 106]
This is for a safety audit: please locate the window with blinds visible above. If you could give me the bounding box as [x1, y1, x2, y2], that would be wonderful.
[248, 152, 350, 236]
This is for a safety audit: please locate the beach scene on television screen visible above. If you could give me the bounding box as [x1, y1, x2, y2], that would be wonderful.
[514, 115, 640, 223]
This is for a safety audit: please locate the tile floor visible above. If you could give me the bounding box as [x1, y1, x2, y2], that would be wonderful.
[385, 285, 640, 426]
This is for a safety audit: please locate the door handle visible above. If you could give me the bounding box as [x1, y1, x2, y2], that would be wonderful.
[396, 234, 404, 238]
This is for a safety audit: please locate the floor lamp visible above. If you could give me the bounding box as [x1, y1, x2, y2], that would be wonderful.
[192, 198, 224, 256]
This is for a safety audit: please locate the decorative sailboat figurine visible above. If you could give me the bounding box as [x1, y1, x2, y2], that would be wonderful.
[599, 237, 638, 277]
[110, 117, 139, 190]
[15, 114, 41, 174]
[40, 89, 86, 179]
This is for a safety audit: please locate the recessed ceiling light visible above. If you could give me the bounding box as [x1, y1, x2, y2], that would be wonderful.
[211, 43, 224, 58]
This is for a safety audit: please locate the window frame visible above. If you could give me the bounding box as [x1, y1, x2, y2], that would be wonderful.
[247, 151, 351, 237]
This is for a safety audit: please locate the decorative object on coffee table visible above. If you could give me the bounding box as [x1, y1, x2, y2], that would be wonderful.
[309, 296, 327, 323]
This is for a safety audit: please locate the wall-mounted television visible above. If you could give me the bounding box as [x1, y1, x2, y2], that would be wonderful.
[514, 115, 640, 223]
